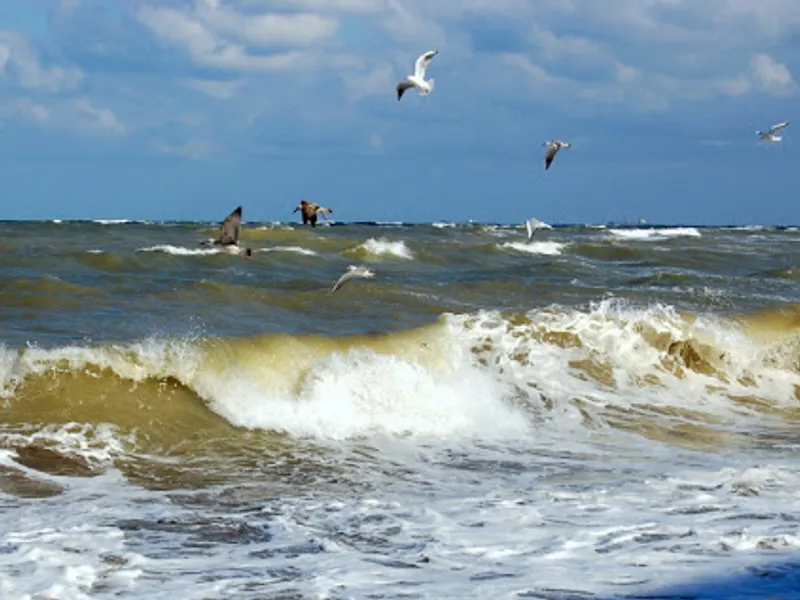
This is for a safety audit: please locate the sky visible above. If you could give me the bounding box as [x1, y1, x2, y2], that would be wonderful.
[0, 0, 798, 225]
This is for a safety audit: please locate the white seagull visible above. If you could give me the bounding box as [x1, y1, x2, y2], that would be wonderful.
[331, 265, 375, 293]
[544, 140, 571, 170]
[396, 49, 438, 101]
[756, 121, 789, 143]
[524, 218, 552, 240]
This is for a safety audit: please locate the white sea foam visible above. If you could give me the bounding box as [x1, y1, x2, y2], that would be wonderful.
[609, 227, 702, 240]
[258, 246, 318, 256]
[136, 245, 221, 256]
[3, 300, 800, 598]
[94, 219, 132, 225]
[499, 241, 566, 255]
[198, 348, 530, 441]
[255, 222, 294, 230]
[352, 237, 414, 260]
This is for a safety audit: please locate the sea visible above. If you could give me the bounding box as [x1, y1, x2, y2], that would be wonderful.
[1, 218, 799, 600]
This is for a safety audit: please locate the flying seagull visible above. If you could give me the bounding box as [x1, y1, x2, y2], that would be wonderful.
[294, 200, 333, 228]
[544, 140, 571, 170]
[331, 265, 375, 293]
[524, 218, 552, 240]
[396, 49, 438, 101]
[202, 205, 252, 258]
[756, 121, 789, 143]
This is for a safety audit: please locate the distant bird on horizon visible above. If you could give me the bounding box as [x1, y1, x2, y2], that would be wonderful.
[201, 205, 252, 258]
[756, 121, 789, 143]
[294, 200, 333, 228]
[396, 49, 438, 101]
[331, 265, 375, 293]
[544, 140, 571, 170]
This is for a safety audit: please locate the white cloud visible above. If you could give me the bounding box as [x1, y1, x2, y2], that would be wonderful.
[137, 2, 340, 72]
[153, 139, 215, 159]
[748, 53, 795, 96]
[0, 44, 10, 73]
[181, 77, 245, 99]
[17, 99, 50, 122]
[266, 0, 385, 13]
[72, 98, 125, 135]
[0, 31, 83, 93]
[341, 63, 394, 101]
[194, 1, 338, 47]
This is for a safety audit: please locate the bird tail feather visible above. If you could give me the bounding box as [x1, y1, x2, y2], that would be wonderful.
[427, 78, 435, 93]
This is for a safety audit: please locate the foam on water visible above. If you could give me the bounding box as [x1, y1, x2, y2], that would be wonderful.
[609, 227, 702, 240]
[257, 245, 318, 256]
[499, 240, 566, 255]
[196, 347, 531, 440]
[351, 237, 414, 260]
[136, 245, 222, 256]
[3, 300, 800, 598]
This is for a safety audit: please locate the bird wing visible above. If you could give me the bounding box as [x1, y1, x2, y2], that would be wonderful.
[331, 269, 355, 293]
[770, 121, 790, 133]
[544, 143, 559, 170]
[525, 219, 535, 240]
[219, 206, 242, 245]
[414, 49, 438, 79]
[396, 79, 414, 101]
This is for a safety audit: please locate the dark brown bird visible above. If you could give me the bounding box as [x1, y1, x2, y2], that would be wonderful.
[293, 200, 333, 227]
[202, 205, 252, 258]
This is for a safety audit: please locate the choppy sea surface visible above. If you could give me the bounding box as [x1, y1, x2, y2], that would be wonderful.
[1, 218, 800, 600]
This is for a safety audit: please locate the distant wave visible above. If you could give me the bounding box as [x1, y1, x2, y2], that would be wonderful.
[94, 219, 132, 225]
[348, 237, 414, 260]
[255, 222, 295, 231]
[136, 245, 221, 256]
[499, 241, 567, 256]
[258, 246, 318, 256]
[609, 227, 701, 241]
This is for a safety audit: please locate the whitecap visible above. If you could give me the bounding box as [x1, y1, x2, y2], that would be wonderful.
[136, 245, 221, 256]
[258, 246, 318, 256]
[609, 227, 701, 241]
[500, 241, 566, 256]
[354, 237, 414, 260]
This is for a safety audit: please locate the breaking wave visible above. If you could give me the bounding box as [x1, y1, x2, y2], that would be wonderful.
[1, 301, 798, 460]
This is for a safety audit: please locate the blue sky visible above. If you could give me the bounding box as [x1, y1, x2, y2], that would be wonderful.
[0, 0, 798, 225]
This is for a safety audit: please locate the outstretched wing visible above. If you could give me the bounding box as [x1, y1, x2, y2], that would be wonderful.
[396, 79, 414, 101]
[219, 206, 242, 245]
[331, 268, 356, 293]
[414, 49, 438, 79]
[544, 142, 559, 170]
[770, 121, 790, 134]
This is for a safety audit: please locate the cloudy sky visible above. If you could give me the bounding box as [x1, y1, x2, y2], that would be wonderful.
[0, 0, 797, 224]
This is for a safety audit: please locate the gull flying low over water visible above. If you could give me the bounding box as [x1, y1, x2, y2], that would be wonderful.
[331, 265, 375, 293]
[544, 140, 571, 170]
[202, 205, 252, 258]
[524, 218, 552, 240]
[756, 121, 789, 143]
[396, 49, 438, 101]
[294, 200, 333, 228]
